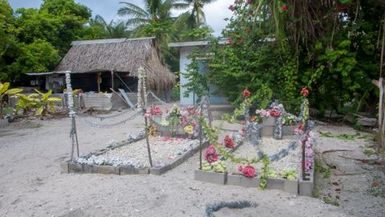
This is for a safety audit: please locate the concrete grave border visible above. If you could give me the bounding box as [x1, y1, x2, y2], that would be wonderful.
[61, 136, 209, 176]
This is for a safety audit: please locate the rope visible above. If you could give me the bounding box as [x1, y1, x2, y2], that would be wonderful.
[77, 110, 142, 128]
[147, 91, 167, 105]
[86, 108, 135, 120]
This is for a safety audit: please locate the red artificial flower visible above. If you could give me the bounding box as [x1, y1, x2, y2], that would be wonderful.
[228, 4, 235, 11]
[269, 108, 281, 117]
[243, 88, 251, 98]
[239, 165, 256, 178]
[204, 145, 219, 163]
[281, 4, 288, 12]
[300, 87, 309, 97]
[224, 135, 235, 149]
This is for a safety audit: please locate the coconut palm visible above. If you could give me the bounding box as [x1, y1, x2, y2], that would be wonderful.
[181, 0, 216, 28]
[91, 15, 131, 38]
[118, 0, 188, 29]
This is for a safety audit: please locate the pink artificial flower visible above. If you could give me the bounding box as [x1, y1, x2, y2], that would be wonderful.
[304, 159, 312, 172]
[150, 105, 162, 116]
[305, 147, 313, 158]
[204, 145, 219, 163]
[144, 112, 151, 118]
[227, 37, 233, 44]
[294, 123, 304, 135]
[243, 88, 251, 98]
[300, 87, 309, 97]
[224, 135, 235, 149]
[239, 165, 256, 178]
[269, 107, 281, 117]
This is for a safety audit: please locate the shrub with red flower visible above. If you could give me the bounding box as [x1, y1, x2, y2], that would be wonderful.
[269, 107, 281, 117]
[300, 87, 309, 97]
[204, 145, 218, 163]
[149, 105, 162, 116]
[243, 88, 251, 98]
[224, 135, 235, 149]
[238, 165, 256, 178]
[281, 4, 288, 12]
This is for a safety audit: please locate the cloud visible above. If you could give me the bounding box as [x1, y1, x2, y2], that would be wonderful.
[8, 0, 232, 36]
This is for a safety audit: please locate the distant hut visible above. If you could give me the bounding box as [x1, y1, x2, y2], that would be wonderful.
[28, 37, 175, 95]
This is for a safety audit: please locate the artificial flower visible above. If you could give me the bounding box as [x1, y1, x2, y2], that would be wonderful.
[184, 125, 194, 135]
[294, 123, 304, 135]
[269, 107, 281, 117]
[300, 87, 309, 97]
[281, 4, 288, 12]
[243, 88, 251, 97]
[150, 105, 162, 116]
[224, 135, 235, 149]
[304, 159, 313, 172]
[239, 165, 256, 178]
[205, 145, 218, 163]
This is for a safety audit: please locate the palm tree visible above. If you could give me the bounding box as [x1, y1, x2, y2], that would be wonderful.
[118, 0, 188, 30]
[181, 0, 216, 28]
[90, 15, 131, 38]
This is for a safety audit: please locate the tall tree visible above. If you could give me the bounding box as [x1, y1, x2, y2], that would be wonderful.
[89, 15, 131, 38]
[118, 0, 188, 43]
[181, 0, 216, 28]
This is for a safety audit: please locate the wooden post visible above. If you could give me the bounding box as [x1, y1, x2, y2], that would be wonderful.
[144, 114, 153, 167]
[199, 103, 203, 170]
[111, 70, 114, 91]
[97, 72, 101, 92]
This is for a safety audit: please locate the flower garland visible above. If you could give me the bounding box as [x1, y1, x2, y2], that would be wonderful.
[137, 67, 147, 110]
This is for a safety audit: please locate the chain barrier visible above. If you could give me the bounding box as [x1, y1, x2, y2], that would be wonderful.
[77, 110, 142, 128]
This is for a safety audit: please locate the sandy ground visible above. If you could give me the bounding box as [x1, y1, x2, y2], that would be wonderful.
[0, 114, 383, 217]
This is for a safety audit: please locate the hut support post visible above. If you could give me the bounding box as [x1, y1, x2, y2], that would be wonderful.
[97, 72, 101, 92]
[65, 71, 80, 160]
[111, 70, 114, 91]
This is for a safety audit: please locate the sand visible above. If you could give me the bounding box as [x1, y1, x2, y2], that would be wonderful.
[0, 113, 383, 217]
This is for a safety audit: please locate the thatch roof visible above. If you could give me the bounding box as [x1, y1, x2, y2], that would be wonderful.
[55, 37, 175, 90]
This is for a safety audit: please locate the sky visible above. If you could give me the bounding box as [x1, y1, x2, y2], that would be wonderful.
[8, 0, 233, 36]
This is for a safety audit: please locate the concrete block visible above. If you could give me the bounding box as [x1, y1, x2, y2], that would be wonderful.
[282, 126, 294, 136]
[119, 166, 137, 175]
[262, 126, 273, 136]
[239, 176, 259, 188]
[267, 178, 284, 190]
[227, 174, 242, 186]
[137, 168, 149, 175]
[194, 170, 226, 185]
[68, 162, 83, 173]
[299, 179, 313, 196]
[284, 179, 299, 194]
[263, 117, 275, 126]
[60, 161, 69, 173]
[96, 165, 119, 175]
[82, 164, 97, 173]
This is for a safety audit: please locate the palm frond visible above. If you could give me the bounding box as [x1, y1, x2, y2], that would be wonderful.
[118, 2, 149, 18]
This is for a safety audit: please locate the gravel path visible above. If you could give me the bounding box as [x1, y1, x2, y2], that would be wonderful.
[0, 114, 382, 216]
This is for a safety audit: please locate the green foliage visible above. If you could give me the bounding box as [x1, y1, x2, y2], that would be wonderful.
[259, 156, 270, 189]
[183, 50, 209, 104]
[16, 89, 62, 116]
[8, 40, 60, 78]
[0, 82, 23, 118]
[281, 169, 297, 180]
[202, 160, 227, 173]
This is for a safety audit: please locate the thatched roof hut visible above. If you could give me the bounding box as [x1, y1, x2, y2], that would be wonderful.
[55, 37, 175, 91]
